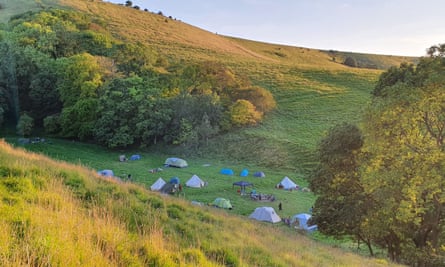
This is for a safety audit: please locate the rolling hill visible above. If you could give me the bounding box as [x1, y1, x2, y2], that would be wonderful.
[40, 0, 417, 173]
[0, 0, 420, 265]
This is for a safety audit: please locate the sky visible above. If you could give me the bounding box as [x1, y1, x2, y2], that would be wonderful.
[106, 0, 445, 57]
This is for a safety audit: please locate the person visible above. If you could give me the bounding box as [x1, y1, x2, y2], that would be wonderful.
[127, 174, 132, 181]
[278, 202, 282, 211]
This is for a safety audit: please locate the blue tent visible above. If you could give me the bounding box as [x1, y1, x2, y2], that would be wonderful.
[291, 213, 318, 232]
[130, 154, 141, 160]
[170, 177, 180, 184]
[240, 169, 249, 177]
[98, 169, 114, 177]
[254, 171, 266, 178]
[220, 168, 234, 175]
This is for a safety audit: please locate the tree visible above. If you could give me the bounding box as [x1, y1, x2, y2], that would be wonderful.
[16, 113, 34, 137]
[94, 76, 171, 148]
[343, 56, 357, 67]
[57, 53, 102, 139]
[228, 99, 262, 127]
[125, 1, 133, 7]
[196, 113, 219, 146]
[233, 86, 276, 113]
[360, 53, 445, 265]
[372, 62, 415, 97]
[309, 123, 373, 254]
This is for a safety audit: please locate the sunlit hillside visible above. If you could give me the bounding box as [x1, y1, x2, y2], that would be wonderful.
[0, 0, 419, 171]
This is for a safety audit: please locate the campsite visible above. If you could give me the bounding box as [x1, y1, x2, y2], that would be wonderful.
[12, 138, 316, 220]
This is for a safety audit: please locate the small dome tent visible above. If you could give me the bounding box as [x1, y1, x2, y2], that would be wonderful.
[186, 175, 206, 188]
[249, 207, 281, 223]
[150, 177, 166, 191]
[254, 171, 266, 178]
[213, 198, 233, 209]
[130, 154, 141, 160]
[220, 168, 234, 175]
[240, 169, 249, 177]
[97, 169, 114, 177]
[164, 158, 188, 168]
[169, 177, 180, 184]
[278, 176, 298, 190]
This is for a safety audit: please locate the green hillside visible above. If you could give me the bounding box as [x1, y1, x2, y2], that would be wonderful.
[0, 1, 417, 174]
[0, 0, 422, 265]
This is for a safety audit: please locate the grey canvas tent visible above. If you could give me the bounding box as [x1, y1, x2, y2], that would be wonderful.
[164, 157, 188, 168]
[150, 177, 166, 191]
[185, 175, 206, 188]
[278, 176, 298, 190]
[249, 207, 281, 223]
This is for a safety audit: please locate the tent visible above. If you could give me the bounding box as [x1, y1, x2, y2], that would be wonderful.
[291, 213, 318, 232]
[160, 183, 178, 194]
[119, 155, 127, 162]
[97, 169, 114, 177]
[240, 169, 249, 177]
[253, 171, 266, 178]
[186, 175, 206, 188]
[278, 176, 298, 190]
[130, 154, 141, 160]
[249, 207, 281, 223]
[220, 168, 234, 175]
[169, 177, 180, 184]
[164, 157, 188, 168]
[213, 198, 233, 209]
[150, 177, 166, 191]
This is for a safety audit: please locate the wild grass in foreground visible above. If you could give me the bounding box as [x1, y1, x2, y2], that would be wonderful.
[0, 140, 403, 266]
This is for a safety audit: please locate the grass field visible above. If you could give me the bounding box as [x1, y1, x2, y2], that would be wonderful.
[6, 137, 315, 219]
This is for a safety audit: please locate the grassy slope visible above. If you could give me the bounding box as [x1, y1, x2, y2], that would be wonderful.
[0, 140, 403, 266]
[2, 0, 416, 174]
[0, 0, 417, 264]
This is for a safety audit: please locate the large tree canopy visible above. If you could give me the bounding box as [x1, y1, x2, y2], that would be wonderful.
[0, 8, 275, 148]
[312, 46, 445, 266]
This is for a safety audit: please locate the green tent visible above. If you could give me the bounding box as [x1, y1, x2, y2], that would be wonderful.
[213, 198, 233, 209]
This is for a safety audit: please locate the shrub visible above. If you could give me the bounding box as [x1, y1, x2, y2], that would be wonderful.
[43, 114, 61, 134]
[343, 56, 357, 67]
[16, 113, 34, 137]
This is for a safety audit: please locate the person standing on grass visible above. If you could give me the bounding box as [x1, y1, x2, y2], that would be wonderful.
[278, 202, 282, 211]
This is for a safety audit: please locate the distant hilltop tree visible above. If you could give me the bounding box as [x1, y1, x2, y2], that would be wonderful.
[343, 56, 357, 67]
[125, 1, 132, 7]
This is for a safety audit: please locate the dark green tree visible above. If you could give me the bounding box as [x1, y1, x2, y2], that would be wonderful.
[309, 123, 373, 254]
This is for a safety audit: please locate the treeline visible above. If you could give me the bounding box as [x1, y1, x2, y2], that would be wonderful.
[310, 45, 445, 266]
[0, 9, 275, 148]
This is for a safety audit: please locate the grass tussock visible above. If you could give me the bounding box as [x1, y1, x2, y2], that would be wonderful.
[0, 139, 403, 266]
